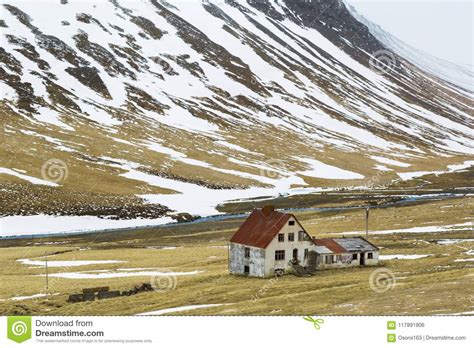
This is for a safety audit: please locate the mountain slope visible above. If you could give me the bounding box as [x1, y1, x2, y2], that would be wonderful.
[345, 1, 474, 92]
[0, 0, 473, 234]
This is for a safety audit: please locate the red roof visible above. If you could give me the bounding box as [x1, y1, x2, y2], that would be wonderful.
[312, 238, 347, 253]
[230, 208, 363, 253]
[230, 208, 292, 248]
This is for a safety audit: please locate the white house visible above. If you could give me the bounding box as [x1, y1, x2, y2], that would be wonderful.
[229, 206, 379, 277]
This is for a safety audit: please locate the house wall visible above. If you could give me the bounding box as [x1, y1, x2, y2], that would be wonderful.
[316, 251, 379, 269]
[264, 217, 315, 276]
[365, 250, 379, 265]
[229, 243, 266, 277]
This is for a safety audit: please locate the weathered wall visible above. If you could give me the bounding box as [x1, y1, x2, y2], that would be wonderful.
[316, 251, 379, 269]
[229, 243, 266, 277]
[365, 251, 379, 266]
[306, 251, 319, 273]
[264, 217, 315, 276]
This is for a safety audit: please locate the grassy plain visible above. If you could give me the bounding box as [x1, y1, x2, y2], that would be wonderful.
[0, 193, 472, 316]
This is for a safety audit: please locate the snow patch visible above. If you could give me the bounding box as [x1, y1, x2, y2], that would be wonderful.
[298, 158, 364, 180]
[0, 168, 59, 187]
[380, 254, 431, 260]
[398, 160, 474, 180]
[371, 156, 411, 167]
[0, 215, 173, 237]
[339, 222, 472, 235]
[437, 239, 474, 245]
[17, 258, 124, 267]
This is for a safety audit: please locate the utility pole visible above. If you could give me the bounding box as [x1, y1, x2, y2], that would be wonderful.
[45, 252, 49, 291]
[365, 207, 370, 239]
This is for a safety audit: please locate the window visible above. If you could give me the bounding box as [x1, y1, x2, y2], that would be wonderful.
[288, 233, 294, 241]
[278, 233, 284, 242]
[325, 255, 334, 264]
[304, 248, 309, 260]
[352, 253, 358, 260]
[244, 265, 249, 274]
[289, 220, 295, 226]
[368, 252, 374, 259]
[275, 250, 285, 261]
[298, 231, 305, 241]
[244, 247, 250, 258]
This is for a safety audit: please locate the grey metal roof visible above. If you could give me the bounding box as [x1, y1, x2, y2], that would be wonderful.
[313, 245, 333, 254]
[333, 237, 378, 252]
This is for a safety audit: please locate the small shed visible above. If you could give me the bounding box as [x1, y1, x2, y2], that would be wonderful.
[312, 237, 379, 269]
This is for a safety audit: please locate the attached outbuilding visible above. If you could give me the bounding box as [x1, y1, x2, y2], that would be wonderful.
[312, 237, 379, 269]
[229, 206, 379, 277]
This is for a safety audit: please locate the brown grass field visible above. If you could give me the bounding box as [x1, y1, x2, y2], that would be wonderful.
[0, 192, 472, 316]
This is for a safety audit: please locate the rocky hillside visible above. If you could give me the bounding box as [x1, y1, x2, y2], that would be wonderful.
[0, 0, 472, 233]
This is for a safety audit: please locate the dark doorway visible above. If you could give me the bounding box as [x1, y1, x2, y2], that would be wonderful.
[359, 253, 365, 266]
[244, 265, 249, 275]
[293, 248, 298, 261]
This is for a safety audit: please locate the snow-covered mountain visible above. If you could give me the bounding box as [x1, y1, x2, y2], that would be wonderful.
[345, 1, 474, 92]
[0, 0, 473, 235]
